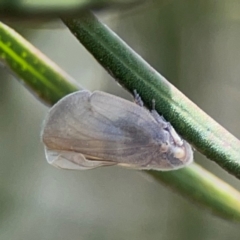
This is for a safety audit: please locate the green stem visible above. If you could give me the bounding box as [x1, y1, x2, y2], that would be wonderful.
[62, 12, 240, 179]
[0, 22, 80, 106]
[150, 164, 240, 221]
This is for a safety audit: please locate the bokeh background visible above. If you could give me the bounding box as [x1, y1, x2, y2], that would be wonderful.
[1, 1, 240, 239]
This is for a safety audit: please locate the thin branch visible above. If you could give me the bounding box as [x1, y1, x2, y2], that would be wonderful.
[62, 12, 240, 179]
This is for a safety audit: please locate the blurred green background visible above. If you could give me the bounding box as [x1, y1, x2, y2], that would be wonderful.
[1, 1, 240, 239]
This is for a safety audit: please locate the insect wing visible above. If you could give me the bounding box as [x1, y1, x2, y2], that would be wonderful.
[42, 90, 161, 170]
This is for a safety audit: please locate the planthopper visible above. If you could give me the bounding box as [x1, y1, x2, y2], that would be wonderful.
[41, 90, 193, 171]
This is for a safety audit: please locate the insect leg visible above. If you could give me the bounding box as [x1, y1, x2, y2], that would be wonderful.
[133, 90, 181, 145]
[150, 103, 183, 145]
[133, 89, 144, 107]
[150, 99, 168, 129]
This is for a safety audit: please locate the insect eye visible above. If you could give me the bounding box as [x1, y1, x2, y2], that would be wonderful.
[173, 147, 185, 160]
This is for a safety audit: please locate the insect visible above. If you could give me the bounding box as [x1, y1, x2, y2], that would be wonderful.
[41, 90, 193, 171]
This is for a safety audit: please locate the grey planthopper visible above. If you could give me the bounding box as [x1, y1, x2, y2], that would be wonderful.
[41, 90, 193, 171]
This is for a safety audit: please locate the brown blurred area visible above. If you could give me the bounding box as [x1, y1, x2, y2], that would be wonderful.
[1, 1, 240, 239]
